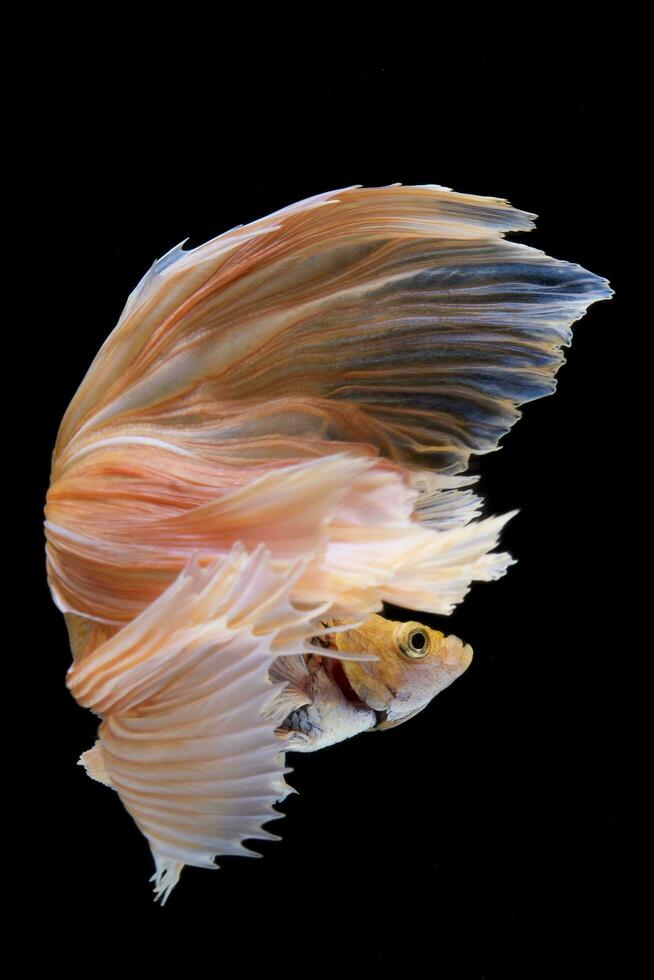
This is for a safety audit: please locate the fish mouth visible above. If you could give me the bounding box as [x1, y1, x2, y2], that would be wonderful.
[442, 634, 474, 670]
[325, 659, 389, 726]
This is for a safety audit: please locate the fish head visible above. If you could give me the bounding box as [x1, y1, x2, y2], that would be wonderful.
[330, 613, 473, 730]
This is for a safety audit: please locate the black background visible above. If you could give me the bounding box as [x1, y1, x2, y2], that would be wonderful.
[23, 30, 638, 976]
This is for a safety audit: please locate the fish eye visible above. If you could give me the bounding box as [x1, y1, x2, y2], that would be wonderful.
[408, 630, 426, 652]
[395, 624, 431, 660]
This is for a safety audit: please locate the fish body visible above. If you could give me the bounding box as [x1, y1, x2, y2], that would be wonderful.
[45, 184, 611, 900]
[274, 615, 473, 751]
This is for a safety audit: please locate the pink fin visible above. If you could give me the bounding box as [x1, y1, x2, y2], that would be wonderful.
[78, 741, 113, 787]
[67, 545, 324, 902]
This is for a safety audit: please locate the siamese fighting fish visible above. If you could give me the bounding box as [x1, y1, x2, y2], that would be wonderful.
[45, 185, 611, 901]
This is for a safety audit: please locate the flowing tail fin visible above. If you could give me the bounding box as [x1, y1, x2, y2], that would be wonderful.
[53, 184, 612, 479]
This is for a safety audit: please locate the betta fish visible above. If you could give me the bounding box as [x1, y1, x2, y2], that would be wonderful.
[45, 184, 611, 901]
